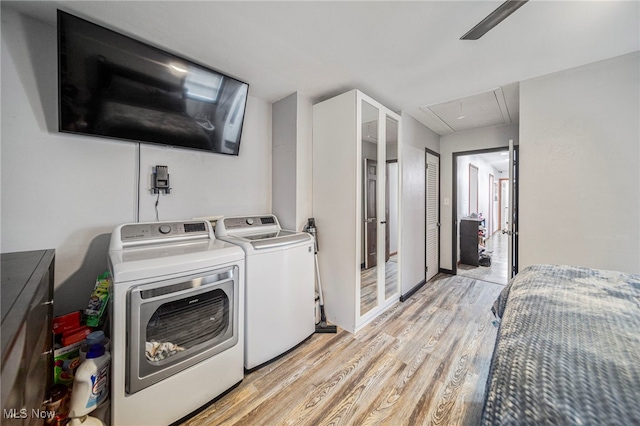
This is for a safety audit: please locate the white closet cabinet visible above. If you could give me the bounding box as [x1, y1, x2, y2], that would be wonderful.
[313, 90, 401, 333]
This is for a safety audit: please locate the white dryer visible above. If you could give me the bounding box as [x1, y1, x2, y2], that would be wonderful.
[108, 220, 244, 426]
[215, 215, 315, 370]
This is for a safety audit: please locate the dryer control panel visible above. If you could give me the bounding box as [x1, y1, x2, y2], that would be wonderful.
[115, 220, 212, 248]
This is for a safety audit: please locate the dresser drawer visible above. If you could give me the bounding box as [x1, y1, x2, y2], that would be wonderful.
[1, 323, 26, 426]
[25, 324, 52, 425]
[1, 250, 55, 423]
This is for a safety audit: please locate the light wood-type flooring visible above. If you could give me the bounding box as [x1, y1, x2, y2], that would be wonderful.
[361, 255, 398, 316]
[458, 232, 508, 285]
[180, 274, 504, 426]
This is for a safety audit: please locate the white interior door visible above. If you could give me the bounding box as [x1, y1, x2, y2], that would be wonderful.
[469, 164, 479, 215]
[489, 174, 494, 235]
[500, 179, 509, 230]
[426, 152, 439, 282]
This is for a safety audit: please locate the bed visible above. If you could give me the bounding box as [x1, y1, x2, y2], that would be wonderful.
[481, 264, 640, 425]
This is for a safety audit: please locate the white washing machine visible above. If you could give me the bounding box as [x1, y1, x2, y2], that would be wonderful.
[108, 220, 244, 426]
[215, 214, 315, 370]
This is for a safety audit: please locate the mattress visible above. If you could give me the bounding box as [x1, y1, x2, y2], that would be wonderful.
[481, 264, 640, 425]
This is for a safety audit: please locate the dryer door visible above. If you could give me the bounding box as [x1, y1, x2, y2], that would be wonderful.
[127, 265, 239, 394]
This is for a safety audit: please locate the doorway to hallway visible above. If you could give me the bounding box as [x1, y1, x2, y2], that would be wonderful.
[452, 145, 518, 286]
[457, 230, 508, 284]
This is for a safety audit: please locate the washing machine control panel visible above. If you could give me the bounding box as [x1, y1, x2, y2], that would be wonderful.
[224, 215, 278, 230]
[120, 221, 210, 244]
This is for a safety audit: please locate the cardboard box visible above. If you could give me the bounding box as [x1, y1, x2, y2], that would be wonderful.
[52, 311, 82, 335]
[61, 326, 92, 346]
[85, 272, 111, 327]
[53, 341, 83, 386]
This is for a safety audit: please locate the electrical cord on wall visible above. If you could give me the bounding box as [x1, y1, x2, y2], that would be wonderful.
[155, 192, 160, 222]
[136, 143, 141, 223]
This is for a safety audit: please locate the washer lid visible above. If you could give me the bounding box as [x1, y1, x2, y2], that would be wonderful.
[239, 231, 312, 250]
[219, 231, 312, 252]
[242, 230, 296, 240]
[215, 214, 313, 252]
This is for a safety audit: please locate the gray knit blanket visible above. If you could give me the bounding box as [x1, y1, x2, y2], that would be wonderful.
[481, 264, 640, 425]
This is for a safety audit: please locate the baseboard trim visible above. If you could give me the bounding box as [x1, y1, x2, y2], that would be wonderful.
[400, 279, 427, 302]
[439, 268, 453, 275]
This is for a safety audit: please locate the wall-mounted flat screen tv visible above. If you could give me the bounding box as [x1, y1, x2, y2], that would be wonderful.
[58, 11, 249, 156]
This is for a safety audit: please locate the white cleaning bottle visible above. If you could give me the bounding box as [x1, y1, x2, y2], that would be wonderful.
[68, 344, 111, 426]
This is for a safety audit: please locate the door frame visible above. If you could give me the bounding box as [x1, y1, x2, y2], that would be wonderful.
[451, 146, 519, 276]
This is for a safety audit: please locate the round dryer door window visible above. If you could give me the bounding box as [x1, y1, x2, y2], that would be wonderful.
[126, 265, 239, 394]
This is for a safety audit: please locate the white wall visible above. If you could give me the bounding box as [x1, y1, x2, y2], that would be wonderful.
[272, 93, 298, 229]
[439, 123, 519, 271]
[1, 8, 272, 315]
[399, 112, 440, 295]
[456, 154, 501, 224]
[272, 92, 313, 232]
[135, 99, 271, 221]
[519, 52, 640, 274]
[295, 93, 313, 232]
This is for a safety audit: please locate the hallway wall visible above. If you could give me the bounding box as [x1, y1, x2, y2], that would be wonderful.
[439, 124, 519, 271]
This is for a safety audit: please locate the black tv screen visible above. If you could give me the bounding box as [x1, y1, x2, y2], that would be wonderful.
[58, 11, 249, 156]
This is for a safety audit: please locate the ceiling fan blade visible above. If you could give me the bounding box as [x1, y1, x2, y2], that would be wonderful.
[460, 0, 528, 40]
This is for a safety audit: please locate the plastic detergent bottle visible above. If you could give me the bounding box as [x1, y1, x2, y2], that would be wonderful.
[68, 344, 111, 426]
[79, 331, 110, 362]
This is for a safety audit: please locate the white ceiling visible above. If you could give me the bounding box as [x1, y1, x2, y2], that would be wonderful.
[4, 1, 639, 134]
[421, 83, 519, 134]
[480, 150, 510, 174]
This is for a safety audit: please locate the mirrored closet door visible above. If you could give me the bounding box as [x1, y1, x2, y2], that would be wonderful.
[359, 97, 400, 323]
[312, 89, 401, 333]
[384, 116, 399, 303]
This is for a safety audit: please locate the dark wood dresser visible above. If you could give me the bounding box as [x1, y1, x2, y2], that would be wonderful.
[1, 250, 55, 425]
[460, 218, 481, 266]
